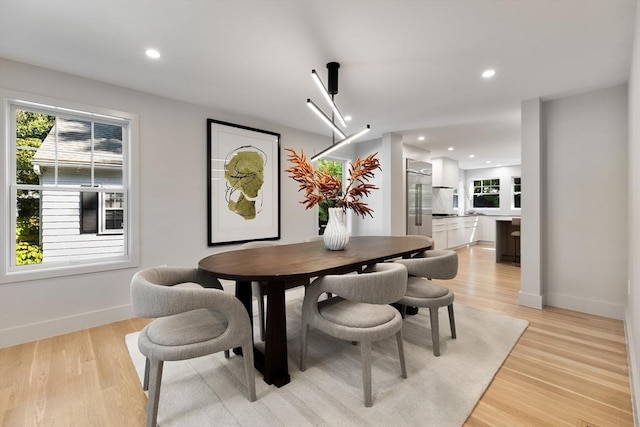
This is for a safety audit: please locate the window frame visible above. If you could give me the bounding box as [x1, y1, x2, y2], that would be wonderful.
[1, 90, 139, 284]
[100, 191, 125, 234]
[512, 176, 521, 210]
[315, 157, 346, 235]
[472, 178, 501, 209]
[80, 188, 125, 235]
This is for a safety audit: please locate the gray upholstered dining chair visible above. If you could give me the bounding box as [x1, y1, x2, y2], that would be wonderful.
[394, 249, 458, 356]
[130, 267, 256, 427]
[241, 241, 307, 341]
[299, 262, 408, 407]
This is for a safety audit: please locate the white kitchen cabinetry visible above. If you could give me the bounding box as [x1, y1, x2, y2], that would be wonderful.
[432, 157, 459, 188]
[447, 217, 464, 248]
[462, 216, 480, 245]
[432, 218, 448, 250]
[479, 216, 496, 243]
[431, 216, 481, 249]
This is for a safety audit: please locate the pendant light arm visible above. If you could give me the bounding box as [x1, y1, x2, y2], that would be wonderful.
[310, 125, 371, 161]
[307, 99, 347, 139]
[311, 69, 348, 128]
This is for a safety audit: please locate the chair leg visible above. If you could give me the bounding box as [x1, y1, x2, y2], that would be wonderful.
[300, 323, 309, 371]
[396, 330, 407, 379]
[448, 304, 457, 339]
[360, 341, 373, 407]
[429, 307, 441, 357]
[146, 359, 164, 427]
[143, 357, 150, 391]
[241, 342, 256, 402]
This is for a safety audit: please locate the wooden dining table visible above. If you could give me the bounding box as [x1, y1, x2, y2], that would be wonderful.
[198, 235, 433, 387]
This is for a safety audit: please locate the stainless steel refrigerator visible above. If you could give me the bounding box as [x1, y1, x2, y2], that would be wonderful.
[406, 160, 432, 237]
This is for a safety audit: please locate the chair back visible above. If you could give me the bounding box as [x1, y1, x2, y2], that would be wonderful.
[308, 263, 407, 305]
[395, 249, 458, 280]
[131, 267, 236, 319]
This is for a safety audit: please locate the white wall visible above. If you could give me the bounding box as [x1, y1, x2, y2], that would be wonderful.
[0, 58, 329, 347]
[541, 84, 628, 320]
[626, 1, 639, 423]
[351, 137, 384, 236]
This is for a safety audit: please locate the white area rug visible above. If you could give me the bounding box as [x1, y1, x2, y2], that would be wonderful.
[125, 295, 528, 426]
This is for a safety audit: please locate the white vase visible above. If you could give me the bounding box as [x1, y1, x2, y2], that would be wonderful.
[323, 207, 349, 250]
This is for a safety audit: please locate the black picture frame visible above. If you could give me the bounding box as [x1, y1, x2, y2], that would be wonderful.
[207, 119, 281, 246]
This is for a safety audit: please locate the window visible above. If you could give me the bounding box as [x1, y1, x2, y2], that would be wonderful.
[2, 94, 138, 283]
[473, 179, 500, 208]
[513, 177, 521, 209]
[80, 189, 124, 234]
[103, 192, 124, 232]
[316, 158, 344, 235]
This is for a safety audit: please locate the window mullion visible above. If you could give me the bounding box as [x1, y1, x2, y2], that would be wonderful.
[90, 122, 95, 187]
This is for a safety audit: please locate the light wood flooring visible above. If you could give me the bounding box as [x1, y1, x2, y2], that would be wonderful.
[0, 244, 633, 426]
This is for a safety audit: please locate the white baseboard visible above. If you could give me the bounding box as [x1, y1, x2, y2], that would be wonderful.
[518, 290, 544, 309]
[0, 304, 134, 349]
[545, 292, 624, 320]
[625, 308, 640, 427]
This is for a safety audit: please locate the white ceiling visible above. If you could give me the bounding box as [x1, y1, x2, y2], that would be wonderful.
[0, 0, 636, 169]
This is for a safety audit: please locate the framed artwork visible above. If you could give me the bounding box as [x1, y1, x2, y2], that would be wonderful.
[207, 119, 281, 246]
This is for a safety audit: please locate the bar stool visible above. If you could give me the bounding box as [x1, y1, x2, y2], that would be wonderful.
[511, 217, 521, 266]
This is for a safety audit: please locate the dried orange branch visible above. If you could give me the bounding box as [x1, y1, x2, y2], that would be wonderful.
[285, 148, 381, 218]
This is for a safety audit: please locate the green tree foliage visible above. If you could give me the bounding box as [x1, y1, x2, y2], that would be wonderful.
[15, 110, 54, 265]
[317, 159, 342, 181]
[316, 159, 343, 226]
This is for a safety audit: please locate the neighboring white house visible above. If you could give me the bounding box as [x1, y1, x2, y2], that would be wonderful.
[31, 117, 125, 262]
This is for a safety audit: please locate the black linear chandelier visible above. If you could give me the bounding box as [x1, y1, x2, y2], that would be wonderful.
[307, 62, 370, 161]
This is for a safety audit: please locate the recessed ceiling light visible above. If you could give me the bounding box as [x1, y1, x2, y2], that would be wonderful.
[486, 161, 491, 164]
[344, 115, 352, 122]
[145, 49, 161, 59]
[469, 154, 475, 158]
[418, 136, 425, 141]
[482, 69, 496, 79]
[448, 147, 454, 151]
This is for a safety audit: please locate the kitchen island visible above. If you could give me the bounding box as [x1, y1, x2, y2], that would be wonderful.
[495, 217, 520, 263]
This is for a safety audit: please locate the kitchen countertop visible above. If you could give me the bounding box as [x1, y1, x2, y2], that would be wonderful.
[432, 214, 519, 219]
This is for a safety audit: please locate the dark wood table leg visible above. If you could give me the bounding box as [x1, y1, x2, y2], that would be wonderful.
[263, 281, 290, 387]
[234, 280, 253, 356]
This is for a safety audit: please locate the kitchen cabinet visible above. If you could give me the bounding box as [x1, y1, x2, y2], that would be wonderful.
[431, 157, 459, 188]
[431, 216, 481, 249]
[432, 218, 448, 250]
[462, 216, 480, 244]
[479, 216, 496, 242]
[447, 217, 464, 248]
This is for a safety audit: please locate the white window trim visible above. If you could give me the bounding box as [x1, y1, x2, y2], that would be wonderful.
[0, 89, 139, 284]
[99, 190, 125, 234]
[472, 178, 501, 209]
[512, 176, 522, 210]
